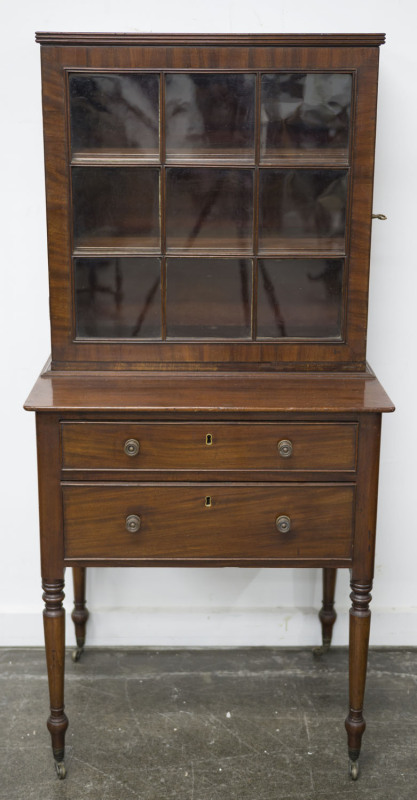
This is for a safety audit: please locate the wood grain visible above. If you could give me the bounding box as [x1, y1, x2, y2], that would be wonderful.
[62, 482, 355, 561]
[25, 367, 395, 413]
[61, 421, 358, 472]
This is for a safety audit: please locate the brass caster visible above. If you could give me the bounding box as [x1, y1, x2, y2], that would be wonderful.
[349, 759, 359, 780]
[54, 761, 67, 780]
[313, 643, 330, 657]
[72, 646, 84, 662]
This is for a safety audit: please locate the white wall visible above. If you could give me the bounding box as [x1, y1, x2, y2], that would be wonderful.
[1, 0, 416, 647]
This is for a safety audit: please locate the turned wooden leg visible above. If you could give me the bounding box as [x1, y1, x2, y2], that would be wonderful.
[42, 578, 68, 779]
[71, 567, 89, 662]
[314, 567, 337, 656]
[344, 580, 372, 780]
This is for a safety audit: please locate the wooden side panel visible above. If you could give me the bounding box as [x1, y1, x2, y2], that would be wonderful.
[36, 413, 64, 577]
[346, 58, 380, 362]
[352, 413, 382, 583]
[40, 47, 72, 362]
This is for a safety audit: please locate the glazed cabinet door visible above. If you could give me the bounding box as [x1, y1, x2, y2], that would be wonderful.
[40, 43, 380, 369]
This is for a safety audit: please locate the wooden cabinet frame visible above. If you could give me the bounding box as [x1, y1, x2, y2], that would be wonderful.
[26, 33, 393, 783]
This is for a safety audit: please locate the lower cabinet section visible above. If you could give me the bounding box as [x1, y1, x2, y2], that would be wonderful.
[62, 483, 355, 561]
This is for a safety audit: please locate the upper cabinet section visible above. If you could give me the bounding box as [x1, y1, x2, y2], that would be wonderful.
[38, 34, 383, 370]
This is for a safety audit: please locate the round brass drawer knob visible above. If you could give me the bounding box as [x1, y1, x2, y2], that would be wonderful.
[124, 439, 140, 457]
[278, 439, 293, 458]
[126, 514, 141, 533]
[276, 515, 291, 534]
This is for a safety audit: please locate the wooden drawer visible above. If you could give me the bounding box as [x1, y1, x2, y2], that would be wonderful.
[61, 422, 357, 472]
[63, 483, 355, 561]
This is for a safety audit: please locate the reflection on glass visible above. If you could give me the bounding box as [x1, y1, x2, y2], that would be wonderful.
[166, 258, 252, 338]
[165, 73, 255, 161]
[69, 73, 160, 159]
[260, 73, 352, 159]
[75, 257, 161, 338]
[166, 168, 253, 251]
[257, 259, 343, 339]
[72, 167, 160, 250]
[259, 169, 347, 252]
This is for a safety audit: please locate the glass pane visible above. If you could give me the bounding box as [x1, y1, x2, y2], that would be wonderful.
[69, 73, 159, 160]
[259, 169, 347, 253]
[166, 168, 253, 252]
[72, 167, 160, 251]
[165, 73, 255, 162]
[260, 73, 352, 160]
[75, 257, 161, 338]
[257, 259, 343, 339]
[167, 258, 252, 339]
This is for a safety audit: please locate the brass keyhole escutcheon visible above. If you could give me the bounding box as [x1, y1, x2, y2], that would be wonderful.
[206, 433, 213, 446]
[205, 496, 212, 508]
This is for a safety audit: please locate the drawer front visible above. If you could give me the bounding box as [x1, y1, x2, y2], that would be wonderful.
[61, 422, 357, 472]
[63, 484, 355, 560]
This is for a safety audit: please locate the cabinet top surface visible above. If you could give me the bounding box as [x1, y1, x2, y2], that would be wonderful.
[35, 32, 386, 47]
[24, 363, 394, 413]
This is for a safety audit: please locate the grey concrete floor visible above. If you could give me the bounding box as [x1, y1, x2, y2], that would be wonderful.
[0, 647, 416, 799]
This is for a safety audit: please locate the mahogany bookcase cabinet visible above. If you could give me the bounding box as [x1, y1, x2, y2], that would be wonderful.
[25, 32, 394, 781]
